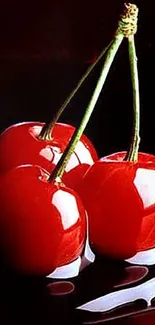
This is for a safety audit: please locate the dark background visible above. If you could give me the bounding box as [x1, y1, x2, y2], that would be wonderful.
[0, 0, 154, 157]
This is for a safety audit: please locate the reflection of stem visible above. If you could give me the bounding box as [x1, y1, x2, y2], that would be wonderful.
[49, 34, 124, 182]
[38, 40, 114, 141]
[124, 35, 140, 162]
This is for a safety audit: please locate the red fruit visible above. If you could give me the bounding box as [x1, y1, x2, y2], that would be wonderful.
[0, 165, 86, 275]
[77, 159, 146, 259]
[103, 151, 155, 252]
[0, 122, 98, 175]
[62, 163, 91, 190]
[137, 212, 155, 251]
[63, 152, 155, 192]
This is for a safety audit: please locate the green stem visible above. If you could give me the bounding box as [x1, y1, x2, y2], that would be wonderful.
[49, 33, 124, 182]
[124, 35, 140, 162]
[38, 40, 114, 141]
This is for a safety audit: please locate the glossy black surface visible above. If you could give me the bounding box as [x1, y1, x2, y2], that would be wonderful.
[1, 256, 155, 325]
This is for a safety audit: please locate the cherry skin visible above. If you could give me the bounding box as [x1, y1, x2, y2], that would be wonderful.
[66, 151, 155, 254]
[62, 163, 91, 190]
[0, 122, 98, 175]
[0, 165, 86, 275]
[62, 152, 155, 192]
[63, 152, 155, 193]
[103, 151, 155, 163]
[137, 211, 155, 251]
[76, 158, 148, 260]
[63, 152, 155, 258]
[62, 152, 155, 194]
[103, 151, 155, 252]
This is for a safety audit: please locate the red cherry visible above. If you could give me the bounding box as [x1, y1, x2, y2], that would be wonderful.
[62, 163, 91, 190]
[0, 122, 98, 175]
[63, 151, 155, 193]
[77, 159, 145, 259]
[137, 212, 155, 251]
[103, 151, 155, 252]
[0, 165, 86, 275]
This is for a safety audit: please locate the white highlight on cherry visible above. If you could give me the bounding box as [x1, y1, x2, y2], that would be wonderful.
[126, 247, 155, 265]
[47, 212, 95, 279]
[134, 168, 155, 208]
[74, 141, 94, 165]
[52, 189, 80, 230]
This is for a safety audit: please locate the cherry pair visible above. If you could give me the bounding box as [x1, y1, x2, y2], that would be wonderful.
[1, 3, 151, 277]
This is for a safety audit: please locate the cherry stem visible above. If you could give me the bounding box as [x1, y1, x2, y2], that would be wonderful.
[38, 40, 114, 141]
[124, 34, 140, 162]
[49, 34, 124, 182]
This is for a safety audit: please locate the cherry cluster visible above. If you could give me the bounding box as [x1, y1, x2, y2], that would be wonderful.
[0, 122, 97, 275]
[0, 3, 154, 276]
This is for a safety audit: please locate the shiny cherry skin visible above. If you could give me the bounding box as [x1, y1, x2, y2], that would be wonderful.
[0, 122, 98, 175]
[62, 163, 91, 190]
[0, 165, 86, 275]
[63, 151, 155, 192]
[76, 158, 148, 260]
[103, 151, 155, 252]
[103, 151, 155, 163]
[137, 211, 155, 251]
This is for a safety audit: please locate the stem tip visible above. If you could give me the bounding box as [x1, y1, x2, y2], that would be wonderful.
[116, 3, 138, 37]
